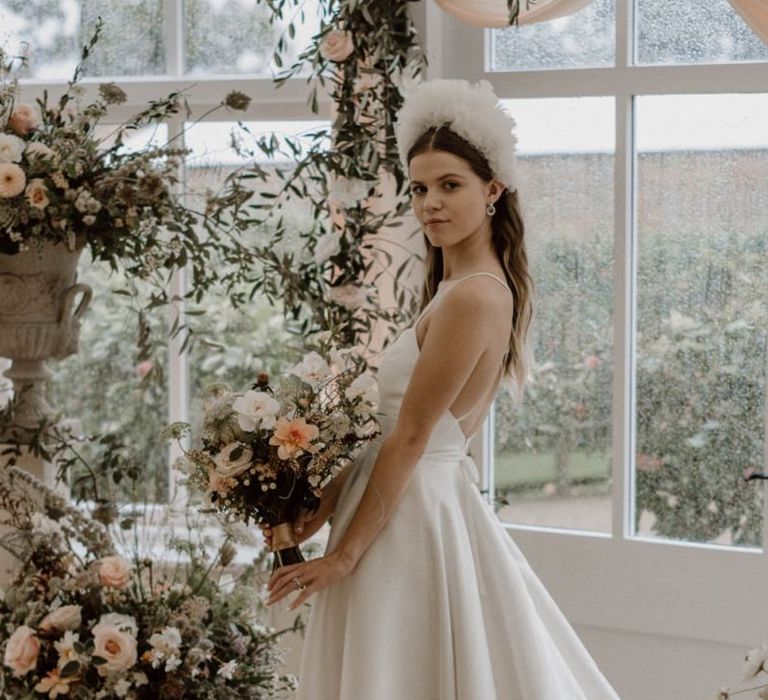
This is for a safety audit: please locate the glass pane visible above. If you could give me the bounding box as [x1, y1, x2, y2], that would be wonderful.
[490, 0, 614, 71]
[494, 98, 615, 533]
[183, 119, 329, 427]
[45, 125, 171, 504]
[185, 0, 323, 76]
[49, 254, 170, 503]
[0, 1, 165, 79]
[634, 94, 768, 547]
[636, 0, 768, 65]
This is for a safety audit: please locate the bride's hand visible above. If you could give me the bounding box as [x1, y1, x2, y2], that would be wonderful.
[266, 549, 354, 610]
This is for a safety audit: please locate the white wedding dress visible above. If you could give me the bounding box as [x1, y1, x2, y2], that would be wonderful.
[294, 272, 621, 699]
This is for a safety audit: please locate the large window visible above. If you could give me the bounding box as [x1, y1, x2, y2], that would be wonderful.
[634, 93, 767, 547]
[470, 2, 768, 551]
[493, 97, 615, 533]
[5, 1, 330, 504]
[183, 119, 330, 436]
[1, 1, 319, 79]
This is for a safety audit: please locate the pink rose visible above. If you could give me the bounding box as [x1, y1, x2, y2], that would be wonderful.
[8, 104, 39, 135]
[319, 30, 354, 62]
[25, 178, 50, 210]
[328, 283, 366, 310]
[97, 555, 131, 589]
[91, 623, 137, 676]
[3, 625, 40, 677]
[135, 360, 153, 378]
[39, 605, 82, 633]
[583, 354, 601, 370]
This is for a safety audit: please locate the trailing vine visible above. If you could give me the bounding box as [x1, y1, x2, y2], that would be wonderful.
[219, 0, 428, 354]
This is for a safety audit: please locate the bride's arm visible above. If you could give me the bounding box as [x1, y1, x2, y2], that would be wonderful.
[333, 283, 500, 572]
[322, 460, 353, 515]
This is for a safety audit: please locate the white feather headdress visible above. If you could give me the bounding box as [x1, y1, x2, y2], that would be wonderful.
[394, 79, 519, 192]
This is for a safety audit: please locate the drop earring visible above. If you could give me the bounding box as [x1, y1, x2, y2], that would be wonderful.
[486, 201, 496, 216]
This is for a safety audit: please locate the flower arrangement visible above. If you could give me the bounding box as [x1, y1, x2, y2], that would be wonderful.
[166, 342, 381, 571]
[0, 466, 297, 699]
[0, 20, 253, 302]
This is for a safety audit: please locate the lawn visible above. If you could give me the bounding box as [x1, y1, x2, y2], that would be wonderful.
[494, 449, 612, 492]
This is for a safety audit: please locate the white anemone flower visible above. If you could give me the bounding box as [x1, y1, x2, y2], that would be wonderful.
[290, 351, 331, 388]
[232, 390, 281, 431]
[345, 373, 378, 405]
[742, 642, 768, 679]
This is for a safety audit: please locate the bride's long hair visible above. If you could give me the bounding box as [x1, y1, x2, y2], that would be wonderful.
[407, 126, 535, 404]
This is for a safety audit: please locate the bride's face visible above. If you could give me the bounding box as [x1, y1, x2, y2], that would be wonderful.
[408, 149, 500, 246]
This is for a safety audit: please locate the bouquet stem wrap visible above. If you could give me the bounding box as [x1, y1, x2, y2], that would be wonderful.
[266, 470, 308, 572]
[270, 522, 305, 572]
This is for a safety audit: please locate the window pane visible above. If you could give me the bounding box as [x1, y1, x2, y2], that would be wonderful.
[494, 98, 614, 533]
[45, 125, 171, 504]
[636, 0, 768, 66]
[490, 0, 614, 71]
[183, 119, 330, 427]
[50, 255, 170, 503]
[1, 1, 165, 79]
[634, 94, 768, 547]
[185, 0, 323, 76]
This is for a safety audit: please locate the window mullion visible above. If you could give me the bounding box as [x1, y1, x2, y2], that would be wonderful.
[612, 90, 635, 541]
[763, 357, 768, 551]
[616, 0, 631, 69]
[166, 114, 189, 505]
[613, 0, 635, 539]
[165, 0, 185, 77]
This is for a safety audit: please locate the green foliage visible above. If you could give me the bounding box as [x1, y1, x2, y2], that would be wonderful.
[45, 256, 170, 503]
[495, 214, 766, 546]
[225, 0, 427, 351]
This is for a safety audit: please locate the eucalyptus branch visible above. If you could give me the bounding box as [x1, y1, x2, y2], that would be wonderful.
[225, 0, 425, 360]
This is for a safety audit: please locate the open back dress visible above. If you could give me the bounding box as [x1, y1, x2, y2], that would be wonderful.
[293, 272, 621, 700]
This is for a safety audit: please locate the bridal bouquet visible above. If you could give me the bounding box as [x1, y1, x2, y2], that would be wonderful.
[0, 467, 297, 700]
[166, 346, 381, 571]
[0, 20, 251, 289]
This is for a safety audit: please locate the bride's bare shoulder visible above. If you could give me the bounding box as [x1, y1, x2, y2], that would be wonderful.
[439, 274, 514, 315]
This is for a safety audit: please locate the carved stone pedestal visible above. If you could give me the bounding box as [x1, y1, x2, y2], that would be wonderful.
[0, 241, 91, 439]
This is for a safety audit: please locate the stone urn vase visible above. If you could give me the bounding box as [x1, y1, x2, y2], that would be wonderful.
[0, 240, 92, 439]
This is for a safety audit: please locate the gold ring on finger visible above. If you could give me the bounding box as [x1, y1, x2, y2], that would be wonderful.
[292, 576, 306, 591]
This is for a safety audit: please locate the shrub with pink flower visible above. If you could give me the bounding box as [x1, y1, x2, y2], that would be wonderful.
[318, 28, 355, 62]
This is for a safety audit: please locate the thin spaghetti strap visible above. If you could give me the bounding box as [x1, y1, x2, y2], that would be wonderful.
[444, 271, 512, 295]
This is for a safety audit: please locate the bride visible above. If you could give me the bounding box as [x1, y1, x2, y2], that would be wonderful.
[262, 79, 621, 699]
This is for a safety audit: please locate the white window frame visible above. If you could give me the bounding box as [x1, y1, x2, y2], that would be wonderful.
[12, 0, 768, 645]
[13, 1, 331, 538]
[413, 0, 768, 647]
